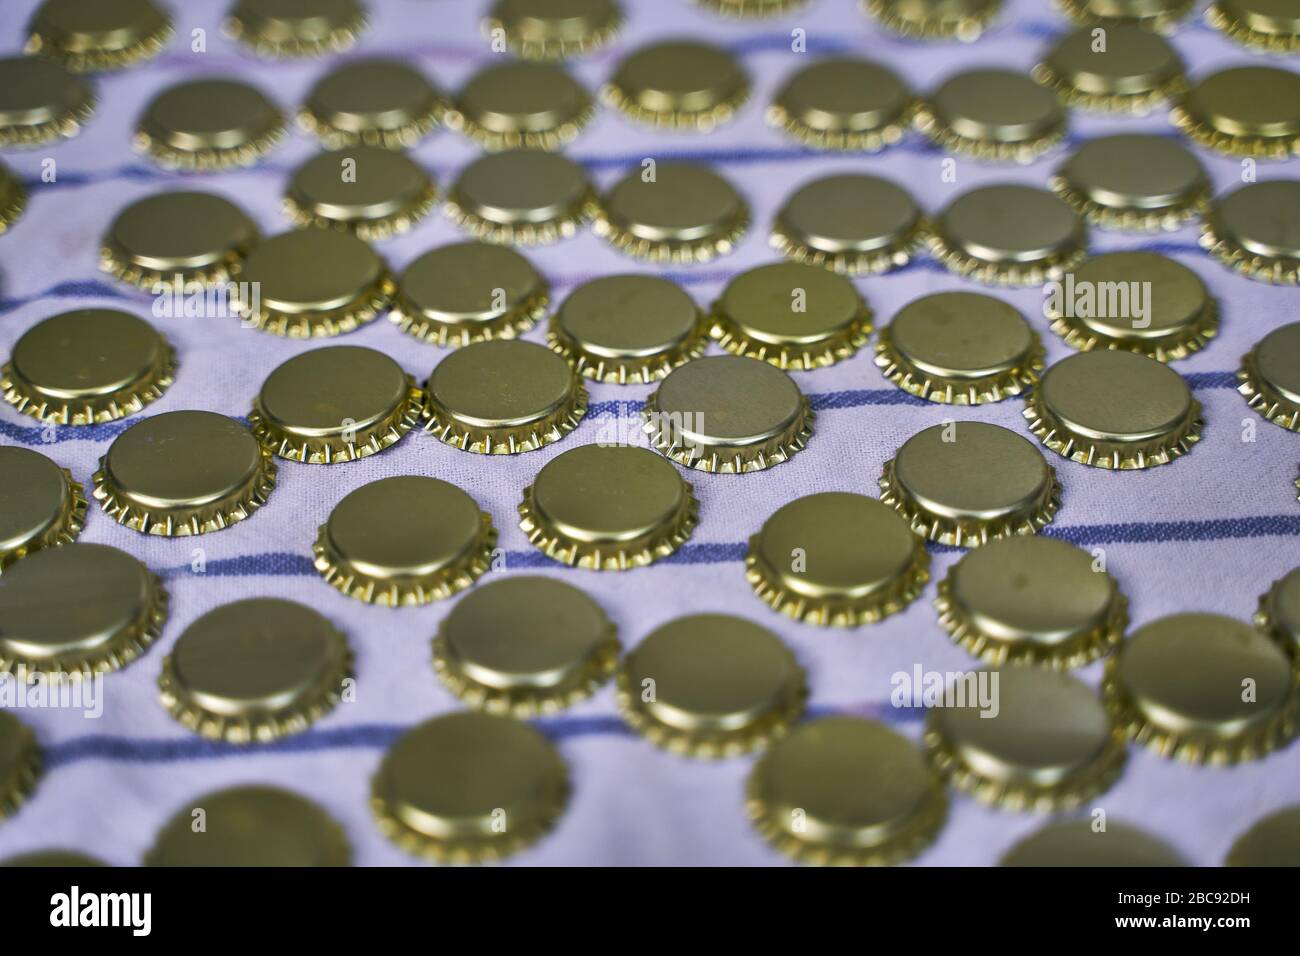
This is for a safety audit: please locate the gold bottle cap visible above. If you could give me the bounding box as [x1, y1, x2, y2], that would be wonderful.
[880, 421, 1061, 546]
[864, 0, 1002, 40]
[594, 162, 750, 263]
[250, 345, 422, 463]
[1048, 252, 1218, 362]
[915, 69, 1066, 164]
[423, 339, 587, 454]
[484, 0, 623, 60]
[434, 576, 619, 716]
[0, 712, 40, 820]
[617, 614, 807, 758]
[926, 666, 1127, 811]
[696, 0, 809, 15]
[602, 40, 749, 130]
[101, 190, 260, 290]
[936, 535, 1127, 667]
[1201, 180, 1300, 285]
[299, 57, 445, 150]
[548, 275, 707, 384]
[231, 228, 395, 337]
[135, 78, 284, 171]
[1050, 134, 1209, 232]
[1032, 24, 1185, 114]
[0, 55, 95, 148]
[1056, 0, 1194, 31]
[519, 444, 698, 570]
[930, 184, 1087, 286]
[874, 291, 1043, 404]
[1208, 0, 1300, 53]
[225, 0, 367, 59]
[1, 850, 107, 867]
[643, 355, 813, 473]
[94, 410, 277, 536]
[284, 146, 436, 241]
[391, 241, 548, 347]
[315, 475, 496, 605]
[0, 542, 167, 677]
[1001, 821, 1186, 866]
[1227, 805, 1300, 865]
[1024, 350, 1203, 469]
[1, 308, 176, 425]
[1103, 612, 1299, 763]
[445, 149, 596, 245]
[25, 0, 172, 73]
[771, 173, 926, 275]
[745, 492, 929, 627]
[145, 785, 350, 865]
[447, 60, 593, 151]
[767, 57, 915, 152]
[746, 716, 947, 866]
[1256, 567, 1300, 656]
[0, 161, 26, 234]
[0, 447, 86, 572]
[1171, 66, 1300, 158]
[159, 598, 353, 743]
[711, 263, 872, 370]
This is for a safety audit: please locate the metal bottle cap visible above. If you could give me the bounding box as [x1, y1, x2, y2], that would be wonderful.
[445, 149, 596, 244]
[284, 146, 436, 240]
[1256, 567, 1300, 656]
[602, 40, 750, 130]
[24, 0, 172, 72]
[767, 57, 915, 151]
[863, 0, 1003, 40]
[1001, 821, 1186, 866]
[0, 712, 40, 821]
[447, 60, 593, 151]
[0, 55, 96, 147]
[1207, 0, 1300, 53]
[0, 447, 86, 572]
[483, 0, 624, 60]
[1227, 806, 1300, 866]
[1201, 180, 1300, 285]
[1239, 323, 1300, 433]
[225, 0, 368, 59]
[1056, 0, 1194, 31]
[1171, 66, 1300, 158]
[696, 0, 810, 15]
[0, 161, 26, 234]
[1032, 24, 1185, 114]
[298, 57, 445, 150]
[134, 78, 285, 171]
[1, 850, 107, 867]
[915, 68, 1066, 163]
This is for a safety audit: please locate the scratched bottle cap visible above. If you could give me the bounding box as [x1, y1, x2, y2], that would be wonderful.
[445, 149, 596, 244]
[25, 0, 172, 72]
[696, 0, 809, 15]
[1240, 325, 1300, 434]
[93, 410, 277, 535]
[299, 57, 445, 150]
[230, 228, 395, 337]
[159, 598, 353, 743]
[391, 241, 549, 347]
[0, 56, 95, 148]
[547, 274, 708, 383]
[135, 78, 284, 171]
[0, 162, 25, 234]
[423, 340, 588, 454]
[1103, 612, 1299, 763]
[1201, 180, 1300, 285]
[1032, 24, 1185, 114]
[926, 666, 1127, 811]
[747, 716, 947, 866]
[617, 614, 807, 758]
[936, 536, 1128, 668]
[1024, 350, 1202, 469]
[0, 543, 167, 677]
[483, 0, 623, 60]
[1049, 134, 1209, 233]
[771, 174, 926, 276]
[145, 786, 350, 866]
[1171, 66, 1300, 159]
[643, 355, 813, 473]
[594, 162, 750, 263]
[602, 40, 749, 130]
[1047, 253, 1217, 362]
[931, 184, 1087, 285]
[284, 146, 436, 241]
[0, 447, 85, 572]
[447, 60, 593, 151]
[225, 0, 368, 58]
[1208, 0, 1300, 52]
[1, 850, 107, 867]
[372, 711, 568, 863]
[250, 345, 423, 464]
[0, 712, 40, 821]
[1056, 0, 1193, 31]
[315, 475, 497, 605]
[915, 69, 1066, 164]
[1, 309, 177, 425]
[879, 421, 1061, 546]
[874, 292, 1043, 404]
[433, 576, 619, 716]
[863, 0, 1002, 40]
[101, 191, 260, 290]
[767, 58, 915, 152]
[1001, 821, 1186, 866]
[519, 444, 698, 570]
[746, 492, 929, 627]
[1256, 567, 1300, 658]
[1227, 806, 1300, 865]
[710, 263, 872, 370]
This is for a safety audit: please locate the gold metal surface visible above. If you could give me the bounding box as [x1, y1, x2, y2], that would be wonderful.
[1256, 567, 1300, 657]
[445, 149, 596, 244]
[447, 60, 593, 151]
[24, 0, 172, 72]
[225, 0, 367, 58]
[1171, 66, 1300, 158]
[284, 146, 436, 240]
[134, 78, 284, 170]
[0, 446, 85, 571]
[915, 68, 1066, 163]
[298, 57, 445, 149]
[483, 0, 623, 60]
[767, 58, 915, 151]
[1055, 0, 1194, 31]
[695, 0, 810, 15]
[0, 55, 95, 147]
[1208, 0, 1300, 52]
[1239, 324, 1300, 432]
[1032, 24, 1185, 113]
[601, 40, 749, 129]
[0, 711, 40, 821]
[1201, 180, 1300, 284]
[1001, 821, 1186, 866]
[0, 161, 25, 234]
[1, 850, 106, 867]
[1227, 805, 1300, 865]
[863, 0, 1002, 40]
